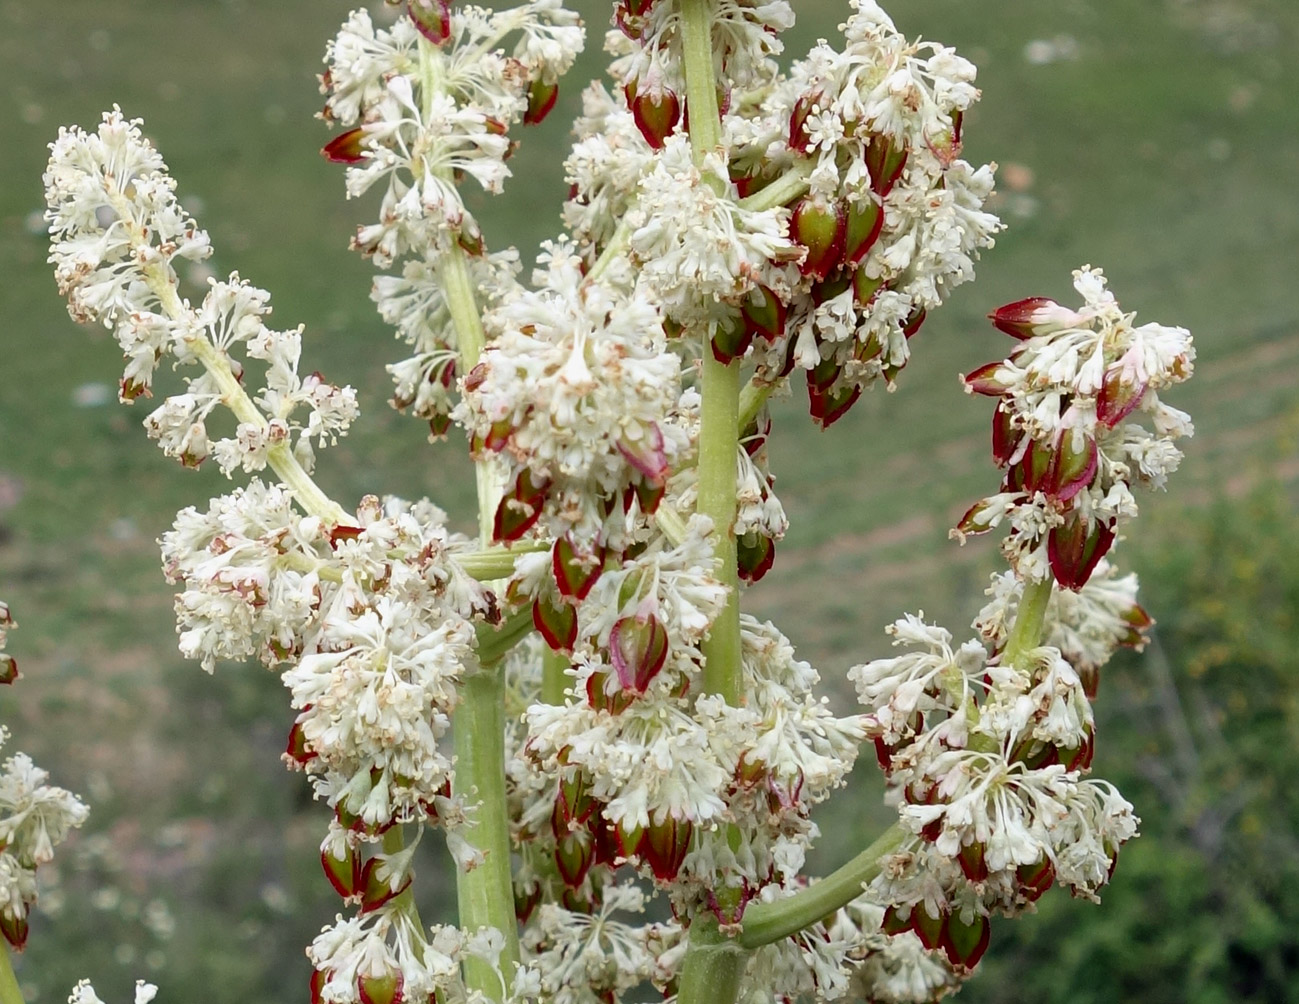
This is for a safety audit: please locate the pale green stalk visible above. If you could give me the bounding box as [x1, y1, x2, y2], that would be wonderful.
[738, 823, 907, 948]
[418, 38, 520, 999]
[737, 380, 775, 435]
[541, 646, 570, 706]
[677, 2, 751, 999]
[737, 160, 813, 213]
[1002, 577, 1054, 669]
[0, 945, 22, 1004]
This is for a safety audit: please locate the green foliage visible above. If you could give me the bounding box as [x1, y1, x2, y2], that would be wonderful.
[965, 482, 1299, 1004]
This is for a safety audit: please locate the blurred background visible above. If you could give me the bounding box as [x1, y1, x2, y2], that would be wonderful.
[1, 0, 1297, 1000]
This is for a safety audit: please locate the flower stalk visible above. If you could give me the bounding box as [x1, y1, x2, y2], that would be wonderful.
[0, 945, 23, 1004]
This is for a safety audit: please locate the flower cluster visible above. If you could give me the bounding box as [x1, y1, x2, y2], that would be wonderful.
[957, 266, 1196, 587]
[45, 111, 359, 479]
[0, 603, 90, 953]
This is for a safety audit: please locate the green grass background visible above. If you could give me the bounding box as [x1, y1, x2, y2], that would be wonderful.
[1, 0, 1297, 1000]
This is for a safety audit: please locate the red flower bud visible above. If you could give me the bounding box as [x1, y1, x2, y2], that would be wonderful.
[942, 912, 991, 969]
[322, 127, 367, 164]
[988, 297, 1058, 339]
[710, 311, 754, 365]
[553, 534, 604, 601]
[792, 198, 846, 281]
[0, 911, 28, 951]
[911, 905, 945, 951]
[358, 857, 411, 914]
[1048, 513, 1115, 590]
[610, 614, 669, 693]
[843, 197, 884, 265]
[740, 285, 786, 342]
[788, 91, 823, 153]
[492, 469, 548, 542]
[626, 83, 680, 149]
[1097, 356, 1148, 428]
[963, 361, 1012, 397]
[555, 828, 594, 887]
[865, 133, 908, 197]
[533, 593, 578, 652]
[642, 815, 692, 881]
[525, 79, 560, 125]
[737, 532, 775, 583]
[358, 968, 404, 1004]
[616, 422, 669, 485]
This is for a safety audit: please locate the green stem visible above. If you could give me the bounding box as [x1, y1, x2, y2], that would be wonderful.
[738, 823, 907, 949]
[654, 504, 690, 548]
[0, 943, 23, 1004]
[457, 543, 547, 582]
[698, 355, 742, 705]
[453, 670, 518, 1000]
[676, 915, 750, 1002]
[737, 160, 813, 213]
[680, 0, 723, 165]
[1002, 577, 1054, 670]
[474, 607, 536, 677]
[541, 646, 570, 706]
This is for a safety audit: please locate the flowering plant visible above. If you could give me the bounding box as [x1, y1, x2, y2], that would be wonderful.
[13, 1, 1198, 1002]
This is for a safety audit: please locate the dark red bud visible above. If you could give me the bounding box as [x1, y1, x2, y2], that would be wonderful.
[911, 905, 945, 951]
[525, 78, 560, 125]
[844, 197, 884, 265]
[553, 534, 604, 601]
[789, 91, 823, 153]
[555, 828, 594, 887]
[1045, 429, 1098, 502]
[991, 404, 1019, 467]
[989, 297, 1057, 339]
[1097, 363, 1148, 428]
[286, 717, 317, 766]
[492, 469, 548, 542]
[740, 285, 786, 342]
[1048, 514, 1116, 590]
[865, 133, 908, 196]
[533, 594, 578, 652]
[710, 311, 754, 365]
[642, 816, 692, 881]
[1017, 856, 1055, 902]
[616, 423, 669, 485]
[941, 912, 991, 969]
[0, 911, 28, 951]
[357, 969, 404, 1004]
[626, 83, 680, 149]
[809, 383, 862, 428]
[963, 360, 1013, 397]
[737, 532, 775, 583]
[322, 127, 367, 164]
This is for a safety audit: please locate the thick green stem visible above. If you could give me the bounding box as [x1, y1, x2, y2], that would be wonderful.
[417, 36, 519, 998]
[676, 915, 750, 1002]
[0, 944, 22, 1004]
[680, 0, 723, 165]
[698, 356, 743, 705]
[453, 670, 518, 1000]
[738, 823, 908, 948]
[1002, 577, 1054, 670]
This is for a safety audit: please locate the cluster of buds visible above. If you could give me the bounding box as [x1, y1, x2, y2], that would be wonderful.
[0, 602, 90, 953]
[958, 267, 1195, 587]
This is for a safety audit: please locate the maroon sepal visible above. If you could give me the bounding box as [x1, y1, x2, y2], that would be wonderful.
[911, 905, 945, 951]
[357, 969, 405, 1004]
[989, 297, 1056, 339]
[1045, 429, 1098, 502]
[740, 285, 786, 342]
[955, 499, 1000, 540]
[865, 133, 908, 196]
[0, 911, 28, 951]
[942, 912, 991, 969]
[881, 904, 911, 936]
[1048, 514, 1115, 590]
[329, 524, 364, 549]
[957, 840, 989, 883]
[737, 532, 775, 583]
[616, 820, 645, 858]
[1016, 856, 1055, 903]
[533, 594, 578, 652]
[792, 198, 846, 280]
[515, 882, 542, 924]
[558, 773, 597, 828]
[0, 655, 16, 686]
[555, 828, 594, 887]
[493, 469, 549, 542]
[626, 83, 680, 149]
[321, 842, 361, 899]
[610, 614, 669, 693]
[809, 383, 862, 428]
[586, 670, 635, 715]
[553, 534, 604, 601]
[844, 197, 884, 265]
[310, 967, 327, 1004]
[120, 376, 151, 402]
[525, 78, 560, 125]
[1097, 362, 1147, 428]
[616, 422, 669, 485]
[989, 407, 1017, 470]
[322, 128, 367, 164]
[902, 306, 927, 338]
[408, 0, 452, 45]
[286, 716, 317, 766]
[963, 360, 1012, 397]
[711, 311, 754, 364]
[1061, 724, 1095, 771]
[788, 91, 823, 153]
[632, 477, 666, 514]
[1119, 603, 1154, 648]
[642, 816, 692, 881]
[359, 858, 412, 914]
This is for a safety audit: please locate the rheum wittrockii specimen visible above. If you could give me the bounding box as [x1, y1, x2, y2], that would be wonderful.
[31, 1, 1197, 1002]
